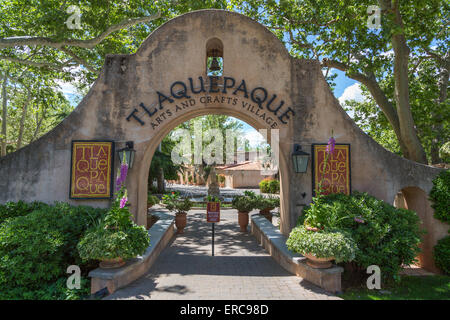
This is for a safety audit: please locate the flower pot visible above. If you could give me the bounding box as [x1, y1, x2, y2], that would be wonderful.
[259, 209, 273, 223]
[99, 257, 126, 269]
[238, 211, 249, 232]
[175, 212, 187, 234]
[303, 253, 334, 269]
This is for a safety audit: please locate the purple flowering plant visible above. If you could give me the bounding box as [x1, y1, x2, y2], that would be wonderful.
[104, 153, 133, 230]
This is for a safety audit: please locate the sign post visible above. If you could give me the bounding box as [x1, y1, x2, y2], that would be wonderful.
[206, 201, 220, 256]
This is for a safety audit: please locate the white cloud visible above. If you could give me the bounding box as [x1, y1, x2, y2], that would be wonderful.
[338, 83, 364, 106]
[243, 130, 266, 148]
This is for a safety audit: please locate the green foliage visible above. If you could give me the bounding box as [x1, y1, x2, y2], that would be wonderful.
[429, 170, 450, 223]
[162, 192, 193, 214]
[340, 275, 450, 300]
[433, 235, 450, 275]
[147, 194, 159, 207]
[259, 178, 279, 194]
[77, 185, 150, 261]
[439, 142, 450, 163]
[299, 192, 423, 281]
[0, 200, 48, 224]
[231, 194, 255, 213]
[286, 226, 356, 263]
[77, 222, 149, 261]
[254, 195, 280, 211]
[0, 202, 107, 299]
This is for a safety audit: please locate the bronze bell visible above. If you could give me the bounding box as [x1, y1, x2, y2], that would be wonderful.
[210, 57, 220, 71]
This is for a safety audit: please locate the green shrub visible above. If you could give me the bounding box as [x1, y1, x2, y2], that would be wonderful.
[268, 179, 280, 194]
[429, 170, 450, 223]
[259, 179, 270, 193]
[439, 141, 450, 163]
[162, 192, 193, 214]
[78, 222, 150, 261]
[0, 200, 49, 225]
[298, 192, 423, 281]
[147, 194, 159, 207]
[254, 195, 280, 211]
[232, 195, 255, 213]
[0, 203, 106, 298]
[433, 235, 450, 275]
[286, 226, 356, 263]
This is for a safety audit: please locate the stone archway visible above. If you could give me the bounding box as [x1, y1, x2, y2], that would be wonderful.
[0, 9, 445, 240]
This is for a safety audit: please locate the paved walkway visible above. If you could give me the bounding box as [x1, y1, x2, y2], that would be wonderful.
[106, 210, 339, 300]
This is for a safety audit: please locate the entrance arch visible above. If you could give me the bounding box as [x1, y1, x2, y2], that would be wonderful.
[136, 109, 290, 230]
[0, 9, 445, 241]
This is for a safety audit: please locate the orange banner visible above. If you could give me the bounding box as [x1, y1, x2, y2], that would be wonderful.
[313, 144, 351, 196]
[70, 141, 114, 199]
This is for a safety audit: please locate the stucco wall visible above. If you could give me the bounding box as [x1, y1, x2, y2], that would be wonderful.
[0, 10, 447, 267]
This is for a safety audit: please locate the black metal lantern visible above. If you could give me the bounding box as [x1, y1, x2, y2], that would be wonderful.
[292, 144, 309, 173]
[118, 141, 136, 169]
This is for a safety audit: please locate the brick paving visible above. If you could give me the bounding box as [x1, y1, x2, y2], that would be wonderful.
[106, 210, 340, 300]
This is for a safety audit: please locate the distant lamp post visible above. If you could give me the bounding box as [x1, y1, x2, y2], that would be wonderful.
[118, 141, 136, 169]
[292, 144, 309, 173]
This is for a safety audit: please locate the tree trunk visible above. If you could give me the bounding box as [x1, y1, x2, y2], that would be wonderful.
[1, 70, 8, 157]
[157, 167, 165, 193]
[17, 90, 32, 150]
[382, 0, 427, 164]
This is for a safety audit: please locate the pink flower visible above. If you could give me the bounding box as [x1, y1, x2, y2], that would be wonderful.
[120, 196, 128, 208]
[326, 136, 336, 155]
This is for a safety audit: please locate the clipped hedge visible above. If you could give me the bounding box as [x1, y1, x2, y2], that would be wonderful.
[0, 202, 107, 299]
[429, 170, 450, 223]
[433, 235, 450, 275]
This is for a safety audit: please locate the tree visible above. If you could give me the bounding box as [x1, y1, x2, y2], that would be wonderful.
[0, 1, 228, 155]
[232, 0, 448, 164]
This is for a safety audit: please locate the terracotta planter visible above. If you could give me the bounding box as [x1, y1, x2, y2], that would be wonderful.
[99, 257, 126, 269]
[238, 211, 249, 232]
[175, 212, 187, 234]
[259, 208, 274, 223]
[303, 253, 334, 269]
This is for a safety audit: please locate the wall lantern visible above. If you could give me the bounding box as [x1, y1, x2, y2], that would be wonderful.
[118, 141, 136, 169]
[292, 144, 309, 173]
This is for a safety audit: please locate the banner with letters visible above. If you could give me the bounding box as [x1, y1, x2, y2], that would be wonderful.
[70, 140, 114, 199]
[312, 144, 351, 196]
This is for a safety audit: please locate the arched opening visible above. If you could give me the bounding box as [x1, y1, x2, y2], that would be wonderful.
[134, 109, 289, 233]
[394, 186, 444, 273]
[206, 38, 224, 76]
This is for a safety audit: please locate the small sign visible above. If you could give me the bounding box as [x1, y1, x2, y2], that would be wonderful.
[312, 144, 351, 196]
[206, 202, 220, 223]
[70, 140, 114, 199]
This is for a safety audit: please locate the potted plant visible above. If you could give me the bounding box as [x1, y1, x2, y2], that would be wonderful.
[77, 156, 150, 269]
[162, 192, 193, 234]
[232, 194, 255, 232]
[286, 226, 356, 268]
[147, 194, 159, 209]
[255, 195, 280, 222]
